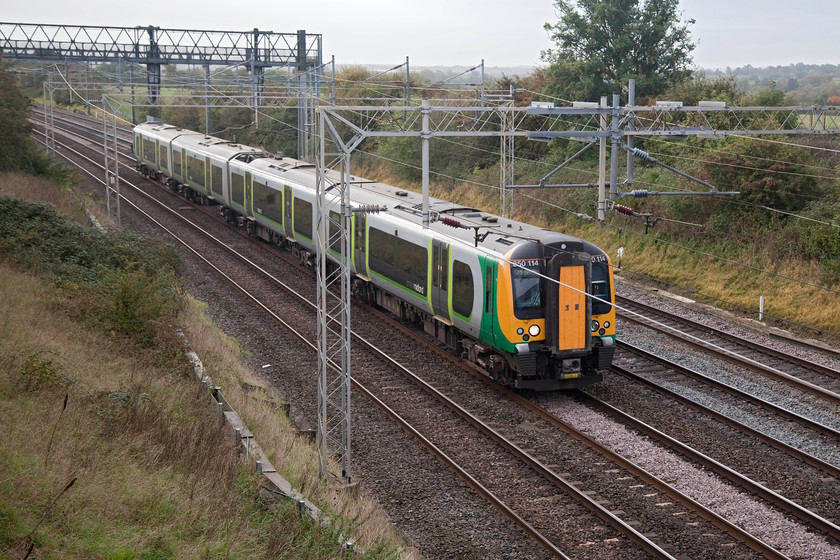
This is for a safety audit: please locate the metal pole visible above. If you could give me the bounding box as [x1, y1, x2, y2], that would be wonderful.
[421, 99, 430, 228]
[609, 92, 621, 201]
[112, 107, 121, 228]
[626, 79, 636, 188]
[330, 55, 336, 105]
[129, 64, 136, 125]
[204, 64, 211, 135]
[480, 59, 485, 104]
[85, 64, 90, 115]
[404, 56, 410, 111]
[117, 55, 123, 94]
[316, 109, 329, 479]
[598, 96, 607, 221]
[340, 153, 352, 481]
[102, 97, 111, 219]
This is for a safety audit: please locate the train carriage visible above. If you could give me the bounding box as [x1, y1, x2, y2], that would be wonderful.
[134, 121, 616, 390]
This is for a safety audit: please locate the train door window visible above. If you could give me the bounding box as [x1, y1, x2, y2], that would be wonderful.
[591, 262, 612, 315]
[211, 164, 223, 197]
[452, 260, 474, 318]
[173, 149, 182, 178]
[283, 185, 293, 237]
[244, 172, 252, 213]
[231, 173, 245, 207]
[432, 244, 447, 290]
[354, 214, 366, 250]
[159, 143, 168, 170]
[484, 266, 493, 313]
[293, 197, 313, 240]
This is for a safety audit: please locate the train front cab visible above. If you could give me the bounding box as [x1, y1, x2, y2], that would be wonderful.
[496, 242, 615, 390]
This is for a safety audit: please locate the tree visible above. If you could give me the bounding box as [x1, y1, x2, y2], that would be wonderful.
[542, 0, 696, 102]
[0, 53, 38, 172]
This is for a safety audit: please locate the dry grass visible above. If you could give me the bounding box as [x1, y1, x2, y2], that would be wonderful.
[179, 299, 411, 554]
[0, 263, 381, 559]
[0, 171, 98, 226]
[0, 172, 412, 559]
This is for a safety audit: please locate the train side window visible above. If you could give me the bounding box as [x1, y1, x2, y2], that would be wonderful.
[211, 164, 223, 196]
[186, 154, 205, 187]
[368, 227, 428, 296]
[253, 179, 283, 224]
[293, 197, 313, 239]
[231, 173, 245, 206]
[142, 137, 156, 163]
[452, 260, 473, 318]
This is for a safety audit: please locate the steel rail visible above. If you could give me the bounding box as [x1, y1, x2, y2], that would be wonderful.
[616, 294, 840, 382]
[616, 296, 840, 406]
[618, 341, 840, 440]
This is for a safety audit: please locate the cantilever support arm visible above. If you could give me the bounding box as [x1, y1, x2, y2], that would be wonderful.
[621, 142, 719, 192]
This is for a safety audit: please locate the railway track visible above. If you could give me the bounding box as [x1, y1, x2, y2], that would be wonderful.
[616, 295, 840, 405]
[27, 108, 840, 559]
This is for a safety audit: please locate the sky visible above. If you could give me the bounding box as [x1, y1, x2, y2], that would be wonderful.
[3, 1, 838, 71]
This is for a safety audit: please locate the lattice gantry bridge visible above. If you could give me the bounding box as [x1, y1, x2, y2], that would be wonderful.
[0, 22, 322, 102]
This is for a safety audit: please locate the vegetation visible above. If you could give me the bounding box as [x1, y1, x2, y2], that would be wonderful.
[542, 0, 696, 102]
[0, 54, 75, 186]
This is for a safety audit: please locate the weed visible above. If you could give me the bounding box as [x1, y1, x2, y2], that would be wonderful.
[15, 349, 72, 392]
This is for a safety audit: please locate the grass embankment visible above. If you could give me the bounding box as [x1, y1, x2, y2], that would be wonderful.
[0, 173, 409, 559]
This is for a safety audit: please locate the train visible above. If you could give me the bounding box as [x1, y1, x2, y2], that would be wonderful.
[133, 120, 616, 390]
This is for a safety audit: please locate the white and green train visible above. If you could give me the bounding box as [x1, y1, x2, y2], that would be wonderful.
[134, 120, 616, 390]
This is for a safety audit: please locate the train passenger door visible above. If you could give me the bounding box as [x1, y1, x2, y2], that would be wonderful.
[431, 239, 450, 321]
[283, 185, 293, 238]
[354, 213, 368, 277]
[244, 171, 253, 216]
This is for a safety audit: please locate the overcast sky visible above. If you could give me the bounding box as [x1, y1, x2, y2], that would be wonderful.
[4, 1, 838, 70]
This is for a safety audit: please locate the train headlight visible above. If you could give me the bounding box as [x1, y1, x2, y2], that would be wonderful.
[590, 320, 600, 332]
[528, 324, 541, 337]
[603, 321, 611, 329]
[517, 328, 524, 335]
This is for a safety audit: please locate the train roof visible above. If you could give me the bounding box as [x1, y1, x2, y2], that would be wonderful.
[134, 122, 604, 258]
[274, 162, 599, 258]
[133, 122, 203, 143]
[134, 122, 265, 161]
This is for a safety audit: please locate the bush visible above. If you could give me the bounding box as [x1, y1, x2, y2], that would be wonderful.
[0, 196, 184, 346]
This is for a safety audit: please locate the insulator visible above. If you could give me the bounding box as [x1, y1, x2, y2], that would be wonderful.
[630, 146, 654, 162]
[352, 204, 382, 214]
[629, 189, 649, 198]
[439, 216, 463, 228]
[614, 204, 635, 216]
